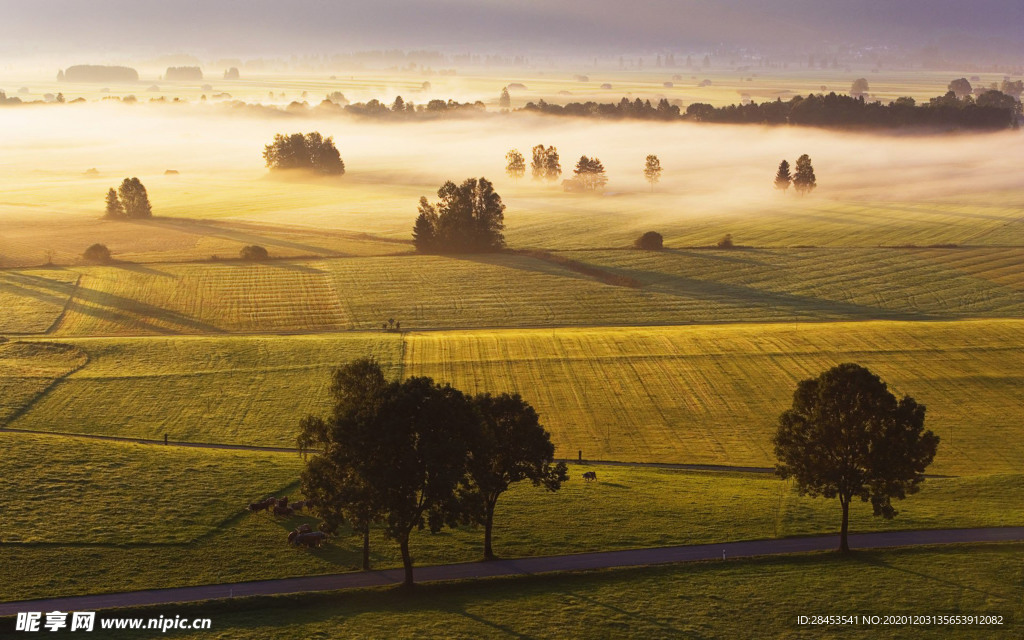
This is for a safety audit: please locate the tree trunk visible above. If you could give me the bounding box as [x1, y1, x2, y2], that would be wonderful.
[483, 497, 497, 560]
[362, 527, 371, 571]
[399, 533, 415, 590]
[839, 496, 851, 553]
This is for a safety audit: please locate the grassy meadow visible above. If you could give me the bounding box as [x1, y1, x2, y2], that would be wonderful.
[1, 430, 1022, 602]
[71, 543, 1024, 640]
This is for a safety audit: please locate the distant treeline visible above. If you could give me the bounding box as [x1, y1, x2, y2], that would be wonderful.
[58, 65, 139, 82]
[522, 91, 1021, 130]
[316, 96, 486, 118]
[165, 66, 203, 81]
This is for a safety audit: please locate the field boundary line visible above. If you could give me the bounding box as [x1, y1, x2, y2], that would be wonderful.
[0, 527, 1020, 614]
[0, 346, 90, 429]
[42, 273, 81, 335]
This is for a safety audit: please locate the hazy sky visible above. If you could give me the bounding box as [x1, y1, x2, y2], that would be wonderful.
[3, 0, 1023, 57]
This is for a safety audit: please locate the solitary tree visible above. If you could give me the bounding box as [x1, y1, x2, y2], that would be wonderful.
[643, 155, 663, 191]
[239, 245, 269, 261]
[461, 393, 568, 560]
[948, 78, 973, 100]
[498, 88, 511, 109]
[850, 78, 869, 98]
[573, 156, 608, 191]
[104, 188, 125, 219]
[117, 178, 153, 218]
[792, 154, 816, 195]
[505, 150, 526, 181]
[634, 231, 664, 250]
[774, 160, 792, 191]
[412, 178, 505, 253]
[773, 363, 939, 553]
[83, 243, 112, 263]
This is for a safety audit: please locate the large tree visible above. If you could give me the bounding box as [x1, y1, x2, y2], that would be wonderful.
[263, 132, 345, 175]
[572, 156, 608, 191]
[117, 178, 152, 218]
[792, 154, 816, 195]
[298, 360, 477, 588]
[412, 177, 505, 253]
[462, 393, 568, 560]
[773, 363, 938, 553]
[948, 78, 973, 100]
[850, 78, 869, 98]
[505, 149, 526, 181]
[773, 160, 792, 191]
[643, 155, 662, 192]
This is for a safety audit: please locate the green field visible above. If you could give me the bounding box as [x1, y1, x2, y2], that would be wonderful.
[44, 543, 1024, 639]
[1, 430, 1022, 602]
[4, 320, 1021, 474]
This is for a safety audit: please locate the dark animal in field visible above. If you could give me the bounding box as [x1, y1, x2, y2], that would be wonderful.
[291, 500, 307, 512]
[293, 531, 328, 548]
[273, 504, 294, 517]
[247, 497, 275, 512]
[286, 524, 314, 544]
[583, 471, 597, 482]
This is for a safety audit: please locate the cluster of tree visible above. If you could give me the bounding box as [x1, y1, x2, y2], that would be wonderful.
[263, 132, 345, 175]
[223, 68, 240, 80]
[565, 156, 608, 192]
[0, 90, 20, 105]
[773, 155, 816, 194]
[58, 65, 138, 83]
[519, 91, 1018, 130]
[104, 178, 153, 219]
[240, 245, 269, 261]
[381, 318, 401, 331]
[413, 178, 505, 253]
[686, 91, 1019, 129]
[522, 97, 681, 120]
[531, 145, 561, 180]
[165, 67, 203, 81]
[298, 359, 568, 587]
[505, 150, 526, 180]
[774, 363, 938, 552]
[316, 96, 486, 119]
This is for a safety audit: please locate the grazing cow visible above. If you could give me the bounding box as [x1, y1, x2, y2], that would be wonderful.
[291, 500, 307, 512]
[273, 504, 294, 517]
[293, 531, 328, 548]
[582, 471, 597, 482]
[286, 524, 314, 544]
[247, 497, 275, 513]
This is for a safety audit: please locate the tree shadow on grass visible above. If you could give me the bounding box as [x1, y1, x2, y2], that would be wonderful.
[851, 549, 1011, 601]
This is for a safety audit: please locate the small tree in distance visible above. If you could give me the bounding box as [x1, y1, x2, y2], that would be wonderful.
[634, 231, 664, 250]
[643, 154, 662, 192]
[793, 154, 816, 195]
[531, 145, 561, 181]
[413, 177, 506, 253]
[498, 87, 511, 109]
[505, 150, 526, 181]
[104, 188, 125, 218]
[774, 160, 792, 191]
[572, 156, 608, 191]
[850, 78, 869, 98]
[717, 233, 734, 249]
[263, 132, 345, 175]
[117, 178, 153, 219]
[240, 245, 269, 261]
[773, 363, 939, 553]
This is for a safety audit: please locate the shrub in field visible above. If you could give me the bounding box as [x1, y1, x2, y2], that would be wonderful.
[83, 244, 112, 263]
[240, 245, 269, 261]
[263, 132, 345, 175]
[717, 234, 734, 249]
[634, 231, 664, 250]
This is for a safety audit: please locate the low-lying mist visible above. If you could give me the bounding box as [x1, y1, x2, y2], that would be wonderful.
[1, 101, 1021, 228]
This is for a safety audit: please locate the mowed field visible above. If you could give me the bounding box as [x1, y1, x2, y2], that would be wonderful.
[1, 431, 1022, 602]
[2, 245, 1024, 336]
[1, 320, 1019, 475]
[404, 320, 1024, 475]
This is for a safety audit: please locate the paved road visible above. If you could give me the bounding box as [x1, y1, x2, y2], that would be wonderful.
[1, 527, 1020, 616]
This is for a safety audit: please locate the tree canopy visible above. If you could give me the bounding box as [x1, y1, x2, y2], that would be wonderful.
[412, 177, 506, 253]
[105, 178, 152, 219]
[634, 231, 664, 250]
[505, 149, 526, 180]
[792, 154, 816, 195]
[773, 363, 939, 552]
[263, 132, 345, 175]
[643, 155, 662, 191]
[531, 145, 562, 181]
[773, 160, 792, 191]
[571, 156, 608, 192]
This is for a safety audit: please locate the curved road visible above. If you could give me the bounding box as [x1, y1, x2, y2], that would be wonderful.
[1, 527, 1021, 616]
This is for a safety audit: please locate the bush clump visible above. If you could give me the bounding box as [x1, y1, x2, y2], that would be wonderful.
[83, 243, 112, 263]
[717, 234, 735, 249]
[634, 231, 664, 250]
[240, 245, 269, 261]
